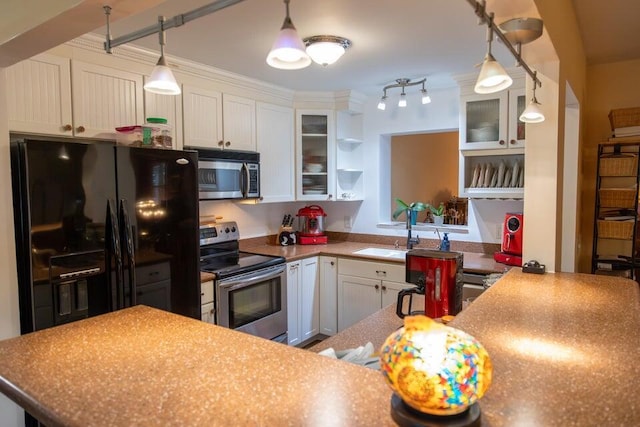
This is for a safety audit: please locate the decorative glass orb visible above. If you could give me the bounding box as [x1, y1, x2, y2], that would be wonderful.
[379, 315, 492, 416]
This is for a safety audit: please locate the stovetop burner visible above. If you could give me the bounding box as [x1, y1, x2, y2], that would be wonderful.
[201, 252, 285, 279]
[199, 221, 285, 279]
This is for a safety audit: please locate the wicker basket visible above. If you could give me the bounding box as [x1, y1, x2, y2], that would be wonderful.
[597, 220, 634, 240]
[609, 107, 640, 130]
[598, 188, 637, 208]
[599, 155, 638, 176]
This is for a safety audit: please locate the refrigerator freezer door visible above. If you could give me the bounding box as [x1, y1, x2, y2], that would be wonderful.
[11, 138, 116, 333]
[115, 147, 200, 319]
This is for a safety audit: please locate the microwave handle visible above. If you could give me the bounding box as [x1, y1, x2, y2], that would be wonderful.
[242, 162, 250, 198]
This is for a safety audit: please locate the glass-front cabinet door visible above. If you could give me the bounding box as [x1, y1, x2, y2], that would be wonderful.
[508, 88, 526, 148]
[296, 110, 335, 200]
[460, 92, 508, 150]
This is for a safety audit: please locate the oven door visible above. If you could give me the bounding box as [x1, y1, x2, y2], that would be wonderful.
[198, 160, 243, 199]
[216, 264, 287, 341]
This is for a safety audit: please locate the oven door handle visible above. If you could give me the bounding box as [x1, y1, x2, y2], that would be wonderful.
[218, 266, 285, 291]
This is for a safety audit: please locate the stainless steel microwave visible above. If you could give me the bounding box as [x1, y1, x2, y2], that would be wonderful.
[185, 146, 260, 200]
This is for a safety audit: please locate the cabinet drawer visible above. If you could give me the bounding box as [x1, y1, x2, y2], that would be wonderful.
[338, 258, 405, 282]
[136, 261, 171, 286]
[201, 280, 214, 305]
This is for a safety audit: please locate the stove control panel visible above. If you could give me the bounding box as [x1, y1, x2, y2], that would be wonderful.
[199, 221, 239, 246]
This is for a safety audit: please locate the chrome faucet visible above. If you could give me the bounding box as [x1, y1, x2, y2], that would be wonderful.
[405, 208, 420, 249]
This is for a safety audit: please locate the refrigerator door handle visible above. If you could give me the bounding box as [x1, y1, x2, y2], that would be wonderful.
[106, 200, 124, 310]
[119, 199, 137, 307]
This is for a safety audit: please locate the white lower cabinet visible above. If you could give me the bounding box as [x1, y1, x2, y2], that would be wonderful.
[319, 256, 338, 336]
[201, 280, 215, 324]
[287, 257, 319, 346]
[337, 258, 414, 331]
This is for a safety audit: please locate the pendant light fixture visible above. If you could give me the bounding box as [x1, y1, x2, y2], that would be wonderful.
[474, 15, 512, 94]
[303, 35, 351, 66]
[144, 16, 181, 95]
[266, 0, 311, 70]
[520, 72, 545, 123]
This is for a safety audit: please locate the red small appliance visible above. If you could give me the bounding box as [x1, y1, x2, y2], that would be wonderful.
[494, 212, 523, 266]
[296, 205, 328, 245]
[397, 249, 464, 319]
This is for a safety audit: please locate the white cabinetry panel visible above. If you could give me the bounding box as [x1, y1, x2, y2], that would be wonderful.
[71, 60, 144, 138]
[6, 54, 72, 135]
[257, 102, 295, 202]
[222, 94, 256, 151]
[182, 85, 222, 148]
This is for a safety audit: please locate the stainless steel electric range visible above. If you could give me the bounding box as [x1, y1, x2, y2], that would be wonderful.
[199, 221, 287, 343]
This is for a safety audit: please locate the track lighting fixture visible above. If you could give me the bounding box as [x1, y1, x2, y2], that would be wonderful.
[377, 78, 431, 111]
[520, 72, 545, 123]
[464, 1, 545, 124]
[144, 16, 181, 95]
[474, 19, 512, 94]
[266, 0, 311, 70]
[103, 1, 247, 95]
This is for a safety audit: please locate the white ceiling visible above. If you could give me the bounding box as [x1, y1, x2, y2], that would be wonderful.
[94, 0, 636, 95]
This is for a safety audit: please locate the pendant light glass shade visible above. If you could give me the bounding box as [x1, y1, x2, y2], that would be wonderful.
[520, 97, 545, 123]
[144, 55, 181, 95]
[377, 96, 387, 111]
[474, 53, 513, 94]
[398, 92, 407, 108]
[421, 89, 431, 104]
[266, 1, 310, 70]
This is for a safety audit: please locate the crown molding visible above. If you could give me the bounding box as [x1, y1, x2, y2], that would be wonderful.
[67, 33, 294, 103]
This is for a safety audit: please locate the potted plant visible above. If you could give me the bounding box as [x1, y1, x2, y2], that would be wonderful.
[428, 202, 446, 225]
[392, 199, 427, 225]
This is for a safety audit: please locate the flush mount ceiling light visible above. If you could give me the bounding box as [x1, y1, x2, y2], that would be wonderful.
[465, 1, 545, 123]
[520, 71, 545, 123]
[103, 0, 247, 95]
[377, 78, 430, 111]
[266, 0, 311, 70]
[303, 35, 351, 66]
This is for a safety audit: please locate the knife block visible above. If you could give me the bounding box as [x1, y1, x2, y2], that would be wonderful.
[277, 226, 296, 246]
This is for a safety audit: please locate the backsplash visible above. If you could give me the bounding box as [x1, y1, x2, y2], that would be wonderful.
[240, 231, 501, 255]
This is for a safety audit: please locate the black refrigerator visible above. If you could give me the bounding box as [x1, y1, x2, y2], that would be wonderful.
[10, 136, 201, 334]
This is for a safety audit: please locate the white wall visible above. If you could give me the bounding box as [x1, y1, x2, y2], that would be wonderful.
[0, 68, 26, 427]
[201, 87, 523, 245]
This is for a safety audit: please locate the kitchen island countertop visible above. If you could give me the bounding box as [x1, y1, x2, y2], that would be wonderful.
[1, 270, 638, 426]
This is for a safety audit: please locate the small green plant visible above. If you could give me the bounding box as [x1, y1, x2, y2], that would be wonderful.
[392, 198, 428, 220]
[428, 202, 445, 217]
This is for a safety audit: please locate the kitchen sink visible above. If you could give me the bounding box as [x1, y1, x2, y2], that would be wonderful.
[353, 247, 408, 259]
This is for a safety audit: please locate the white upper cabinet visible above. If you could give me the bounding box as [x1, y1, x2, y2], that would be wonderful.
[7, 55, 144, 138]
[182, 85, 223, 148]
[182, 87, 256, 151]
[143, 81, 183, 150]
[71, 60, 144, 138]
[296, 109, 336, 201]
[222, 94, 256, 151]
[257, 102, 295, 203]
[459, 73, 525, 150]
[6, 53, 73, 136]
[335, 110, 364, 201]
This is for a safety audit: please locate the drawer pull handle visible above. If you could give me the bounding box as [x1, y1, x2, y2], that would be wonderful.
[376, 270, 387, 276]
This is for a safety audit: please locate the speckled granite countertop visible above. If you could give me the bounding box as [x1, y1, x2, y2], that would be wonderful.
[0, 305, 395, 426]
[312, 269, 640, 426]
[241, 241, 507, 274]
[0, 270, 638, 425]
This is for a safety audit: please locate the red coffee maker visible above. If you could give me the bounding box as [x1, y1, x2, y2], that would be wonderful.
[397, 249, 464, 319]
[493, 212, 523, 266]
